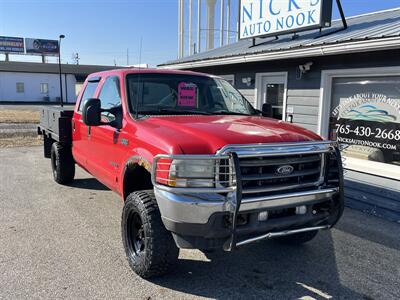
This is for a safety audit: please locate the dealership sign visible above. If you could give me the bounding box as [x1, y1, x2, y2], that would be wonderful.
[333, 93, 400, 153]
[25, 38, 59, 56]
[239, 0, 333, 39]
[0, 36, 24, 53]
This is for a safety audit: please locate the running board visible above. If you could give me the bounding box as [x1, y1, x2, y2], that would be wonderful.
[234, 225, 330, 248]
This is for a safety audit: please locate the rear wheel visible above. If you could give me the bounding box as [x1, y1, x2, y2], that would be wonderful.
[43, 135, 53, 158]
[122, 190, 179, 278]
[50, 142, 75, 184]
[274, 230, 318, 245]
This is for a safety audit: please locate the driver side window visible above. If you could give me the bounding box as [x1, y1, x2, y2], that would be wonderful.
[99, 76, 121, 122]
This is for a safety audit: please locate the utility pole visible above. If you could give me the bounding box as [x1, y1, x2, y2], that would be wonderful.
[178, 0, 184, 58]
[72, 52, 80, 65]
[206, 0, 216, 50]
[197, 0, 201, 53]
[189, 0, 193, 55]
[220, 0, 224, 47]
[226, 0, 230, 45]
[58, 34, 65, 107]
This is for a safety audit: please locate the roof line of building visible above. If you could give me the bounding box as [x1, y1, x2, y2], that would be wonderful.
[0, 60, 123, 75]
[159, 36, 400, 69]
[159, 7, 400, 68]
[336, 6, 400, 21]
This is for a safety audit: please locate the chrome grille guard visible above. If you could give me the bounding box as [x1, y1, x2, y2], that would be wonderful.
[151, 141, 342, 251]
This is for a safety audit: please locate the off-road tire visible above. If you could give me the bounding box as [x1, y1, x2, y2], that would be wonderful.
[121, 190, 179, 278]
[50, 142, 75, 184]
[274, 230, 318, 245]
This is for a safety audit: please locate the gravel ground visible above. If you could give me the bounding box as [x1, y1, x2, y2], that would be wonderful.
[0, 105, 41, 147]
[0, 104, 72, 147]
[0, 146, 399, 300]
[0, 123, 40, 147]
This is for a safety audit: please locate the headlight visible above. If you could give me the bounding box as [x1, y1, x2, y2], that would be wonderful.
[169, 160, 215, 187]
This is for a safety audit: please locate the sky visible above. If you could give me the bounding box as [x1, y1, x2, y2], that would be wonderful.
[0, 0, 399, 67]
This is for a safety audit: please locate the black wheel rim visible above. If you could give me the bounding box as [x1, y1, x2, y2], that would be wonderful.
[128, 212, 145, 256]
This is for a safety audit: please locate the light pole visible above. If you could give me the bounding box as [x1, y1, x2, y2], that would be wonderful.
[58, 34, 65, 107]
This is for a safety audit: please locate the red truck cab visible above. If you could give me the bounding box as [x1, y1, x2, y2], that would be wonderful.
[39, 68, 344, 278]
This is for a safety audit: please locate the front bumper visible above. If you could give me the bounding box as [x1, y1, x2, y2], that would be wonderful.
[155, 187, 342, 249]
[155, 187, 339, 224]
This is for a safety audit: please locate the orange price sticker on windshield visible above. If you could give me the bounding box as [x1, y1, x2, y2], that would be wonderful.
[178, 82, 197, 107]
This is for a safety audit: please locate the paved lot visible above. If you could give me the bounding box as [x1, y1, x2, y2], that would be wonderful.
[0, 146, 399, 299]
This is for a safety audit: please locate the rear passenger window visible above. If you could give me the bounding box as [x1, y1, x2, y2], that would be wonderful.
[78, 80, 100, 111]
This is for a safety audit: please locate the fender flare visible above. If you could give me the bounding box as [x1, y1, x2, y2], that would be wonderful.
[120, 155, 152, 199]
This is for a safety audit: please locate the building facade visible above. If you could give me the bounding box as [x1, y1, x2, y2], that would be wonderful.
[0, 61, 117, 103]
[160, 8, 400, 222]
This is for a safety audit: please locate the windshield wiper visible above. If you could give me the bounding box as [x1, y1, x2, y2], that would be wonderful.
[211, 110, 253, 116]
[138, 108, 212, 115]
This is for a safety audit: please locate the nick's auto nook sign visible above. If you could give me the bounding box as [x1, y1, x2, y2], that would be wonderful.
[239, 0, 333, 39]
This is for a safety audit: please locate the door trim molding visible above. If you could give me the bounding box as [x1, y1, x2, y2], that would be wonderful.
[254, 72, 288, 121]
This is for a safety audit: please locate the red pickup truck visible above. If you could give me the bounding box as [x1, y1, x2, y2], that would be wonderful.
[38, 68, 343, 278]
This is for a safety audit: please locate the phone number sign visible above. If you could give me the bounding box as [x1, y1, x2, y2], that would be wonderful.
[335, 119, 400, 151]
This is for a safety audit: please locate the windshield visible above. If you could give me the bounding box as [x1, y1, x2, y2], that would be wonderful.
[126, 73, 257, 116]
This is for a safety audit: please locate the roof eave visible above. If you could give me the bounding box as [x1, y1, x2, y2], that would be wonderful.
[159, 36, 400, 70]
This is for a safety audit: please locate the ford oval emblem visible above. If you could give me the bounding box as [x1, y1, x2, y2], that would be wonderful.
[276, 165, 294, 176]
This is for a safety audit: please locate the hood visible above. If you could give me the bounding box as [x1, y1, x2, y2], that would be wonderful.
[140, 115, 322, 154]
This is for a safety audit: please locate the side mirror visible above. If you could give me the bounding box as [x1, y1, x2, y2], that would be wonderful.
[82, 98, 102, 126]
[262, 103, 273, 117]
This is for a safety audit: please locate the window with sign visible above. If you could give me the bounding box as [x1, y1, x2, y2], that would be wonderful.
[329, 76, 400, 167]
[127, 73, 256, 116]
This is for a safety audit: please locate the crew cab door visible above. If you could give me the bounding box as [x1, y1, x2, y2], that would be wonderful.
[72, 77, 101, 168]
[85, 76, 125, 190]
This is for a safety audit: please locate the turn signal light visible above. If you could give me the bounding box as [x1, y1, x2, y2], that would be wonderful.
[155, 158, 173, 186]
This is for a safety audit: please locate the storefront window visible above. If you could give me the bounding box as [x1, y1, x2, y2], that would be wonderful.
[329, 76, 400, 167]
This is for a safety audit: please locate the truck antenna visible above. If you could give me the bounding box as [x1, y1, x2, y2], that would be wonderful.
[135, 36, 143, 119]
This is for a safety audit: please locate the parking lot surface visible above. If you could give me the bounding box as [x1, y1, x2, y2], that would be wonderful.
[0, 146, 399, 299]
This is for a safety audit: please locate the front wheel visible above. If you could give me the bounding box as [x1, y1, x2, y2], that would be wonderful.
[274, 230, 318, 245]
[121, 190, 179, 278]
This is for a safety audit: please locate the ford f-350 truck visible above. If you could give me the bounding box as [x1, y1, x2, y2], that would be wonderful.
[38, 68, 343, 278]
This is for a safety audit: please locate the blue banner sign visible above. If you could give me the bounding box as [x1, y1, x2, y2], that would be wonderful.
[25, 38, 59, 56]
